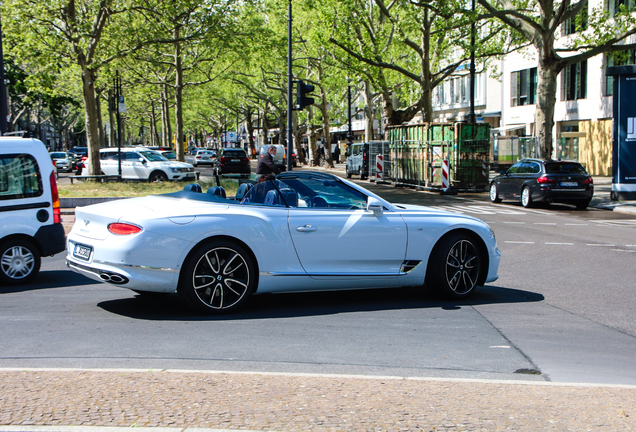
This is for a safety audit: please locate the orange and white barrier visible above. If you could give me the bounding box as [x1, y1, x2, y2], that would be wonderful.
[376, 154, 384, 180]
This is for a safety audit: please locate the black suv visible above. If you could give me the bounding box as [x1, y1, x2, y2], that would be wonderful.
[216, 148, 251, 175]
[489, 158, 593, 209]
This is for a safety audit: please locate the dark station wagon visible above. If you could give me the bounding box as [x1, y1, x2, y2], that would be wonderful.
[489, 158, 594, 209]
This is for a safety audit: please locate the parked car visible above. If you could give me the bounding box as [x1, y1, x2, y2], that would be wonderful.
[1, 138, 66, 284]
[66, 171, 500, 314]
[216, 148, 251, 174]
[88, 147, 196, 182]
[193, 150, 216, 167]
[489, 158, 594, 209]
[284, 147, 298, 167]
[345, 142, 369, 179]
[259, 144, 285, 170]
[69, 146, 88, 159]
[49, 151, 74, 172]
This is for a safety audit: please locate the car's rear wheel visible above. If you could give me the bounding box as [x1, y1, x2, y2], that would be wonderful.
[359, 168, 367, 180]
[0, 239, 41, 285]
[179, 240, 256, 314]
[489, 183, 502, 203]
[149, 171, 168, 183]
[346, 169, 352, 178]
[426, 233, 482, 299]
[521, 186, 533, 208]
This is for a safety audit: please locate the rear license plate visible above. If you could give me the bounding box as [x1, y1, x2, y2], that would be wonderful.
[73, 243, 93, 261]
[231, 159, 240, 162]
[560, 182, 578, 187]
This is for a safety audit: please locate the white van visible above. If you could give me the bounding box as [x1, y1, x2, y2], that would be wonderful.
[0, 137, 66, 284]
[92, 147, 196, 182]
[259, 145, 285, 170]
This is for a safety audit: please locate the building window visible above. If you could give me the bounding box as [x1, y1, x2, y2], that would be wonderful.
[607, 0, 635, 16]
[604, 49, 636, 96]
[434, 82, 445, 106]
[510, 68, 537, 106]
[561, 61, 587, 101]
[562, 5, 588, 36]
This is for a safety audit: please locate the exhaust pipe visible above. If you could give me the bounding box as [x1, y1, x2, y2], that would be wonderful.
[99, 272, 129, 285]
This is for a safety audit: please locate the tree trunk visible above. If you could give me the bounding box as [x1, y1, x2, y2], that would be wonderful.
[536, 62, 559, 159]
[161, 84, 172, 149]
[317, 65, 333, 167]
[174, 36, 185, 162]
[81, 66, 101, 175]
[245, 107, 256, 158]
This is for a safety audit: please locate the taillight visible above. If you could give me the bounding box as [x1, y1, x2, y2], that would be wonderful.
[49, 172, 61, 224]
[221, 157, 230, 163]
[583, 177, 593, 185]
[196, 155, 201, 159]
[537, 176, 556, 184]
[242, 157, 250, 162]
[108, 223, 142, 235]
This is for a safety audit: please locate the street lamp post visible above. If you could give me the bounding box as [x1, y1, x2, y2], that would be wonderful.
[468, 0, 476, 124]
[286, 0, 293, 172]
[347, 83, 353, 145]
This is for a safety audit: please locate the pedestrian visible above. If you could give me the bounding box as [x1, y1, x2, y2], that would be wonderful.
[334, 143, 341, 164]
[256, 145, 281, 182]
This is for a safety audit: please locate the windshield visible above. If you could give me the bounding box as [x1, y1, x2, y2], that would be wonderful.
[50, 153, 67, 158]
[139, 151, 169, 162]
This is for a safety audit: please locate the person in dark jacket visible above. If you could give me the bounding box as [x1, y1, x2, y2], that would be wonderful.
[256, 145, 281, 182]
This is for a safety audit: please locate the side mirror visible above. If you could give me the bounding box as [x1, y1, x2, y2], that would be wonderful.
[500, 170, 507, 175]
[139, 158, 146, 164]
[367, 197, 383, 217]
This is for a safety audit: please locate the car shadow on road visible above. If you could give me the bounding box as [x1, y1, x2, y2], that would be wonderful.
[0, 270, 97, 294]
[97, 285, 544, 321]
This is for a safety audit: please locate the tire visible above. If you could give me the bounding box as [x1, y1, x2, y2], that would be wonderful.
[149, 171, 168, 183]
[0, 238, 41, 285]
[178, 240, 256, 314]
[575, 200, 590, 210]
[359, 168, 367, 180]
[489, 183, 502, 203]
[426, 233, 483, 299]
[521, 186, 533, 208]
[346, 169, 352, 179]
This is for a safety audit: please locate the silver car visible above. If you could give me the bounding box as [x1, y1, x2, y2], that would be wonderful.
[49, 151, 73, 172]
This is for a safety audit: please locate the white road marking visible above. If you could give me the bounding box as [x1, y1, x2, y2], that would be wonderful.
[612, 249, 636, 253]
[565, 223, 588, 226]
[534, 223, 557, 225]
[586, 244, 616, 247]
[504, 241, 535, 244]
[503, 222, 525, 224]
[490, 346, 511, 349]
[589, 219, 636, 226]
[545, 242, 573, 245]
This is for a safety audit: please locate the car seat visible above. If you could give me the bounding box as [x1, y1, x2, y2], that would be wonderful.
[183, 183, 202, 193]
[280, 189, 298, 207]
[264, 190, 280, 206]
[235, 183, 253, 201]
[206, 186, 226, 198]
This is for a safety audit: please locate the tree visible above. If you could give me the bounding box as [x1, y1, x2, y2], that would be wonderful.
[478, 0, 636, 157]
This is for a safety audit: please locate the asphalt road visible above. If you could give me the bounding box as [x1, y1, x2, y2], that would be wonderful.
[2, 164, 635, 386]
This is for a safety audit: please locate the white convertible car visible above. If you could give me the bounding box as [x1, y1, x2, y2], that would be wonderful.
[66, 171, 500, 314]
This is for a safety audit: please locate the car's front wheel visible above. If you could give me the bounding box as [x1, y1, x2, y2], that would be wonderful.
[0, 238, 41, 285]
[426, 233, 483, 299]
[489, 183, 502, 203]
[149, 171, 168, 183]
[179, 240, 256, 314]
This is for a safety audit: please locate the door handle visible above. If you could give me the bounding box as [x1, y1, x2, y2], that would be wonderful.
[296, 225, 318, 233]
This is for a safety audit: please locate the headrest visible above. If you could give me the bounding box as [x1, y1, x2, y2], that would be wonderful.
[206, 186, 226, 198]
[183, 183, 202, 193]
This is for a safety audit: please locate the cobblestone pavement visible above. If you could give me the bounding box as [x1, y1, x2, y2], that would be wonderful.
[2, 369, 635, 431]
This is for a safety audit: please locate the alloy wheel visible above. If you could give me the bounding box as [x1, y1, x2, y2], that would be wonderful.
[444, 239, 480, 295]
[191, 246, 251, 310]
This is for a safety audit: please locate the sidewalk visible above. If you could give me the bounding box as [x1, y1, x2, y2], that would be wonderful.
[1, 368, 635, 431]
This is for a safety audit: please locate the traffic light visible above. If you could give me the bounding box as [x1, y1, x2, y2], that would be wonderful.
[296, 80, 315, 110]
